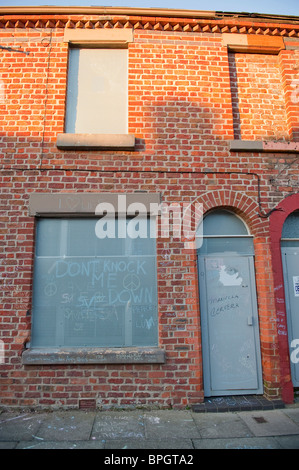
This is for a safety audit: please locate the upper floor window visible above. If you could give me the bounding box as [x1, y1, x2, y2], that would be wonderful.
[56, 29, 135, 150]
[65, 47, 128, 135]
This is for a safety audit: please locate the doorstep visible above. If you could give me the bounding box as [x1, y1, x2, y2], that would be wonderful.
[192, 395, 285, 413]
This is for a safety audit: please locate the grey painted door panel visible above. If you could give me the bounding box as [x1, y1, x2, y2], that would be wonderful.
[198, 255, 263, 396]
[282, 249, 299, 386]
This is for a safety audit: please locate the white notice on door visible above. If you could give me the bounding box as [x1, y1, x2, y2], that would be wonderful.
[293, 276, 299, 297]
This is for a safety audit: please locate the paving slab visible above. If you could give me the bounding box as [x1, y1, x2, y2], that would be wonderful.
[16, 440, 105, 449]
[282, 407, 299, 425]
[274, 435, 299, 449]
[193, 437, 280, 449]
[144, 410, 201, 439]
[0, 412, 47, 441]
[0, 441, 17, 449]
[103, 438, 194, 449]
[238, 410, 299, 436]
[192, 411, 253, 438]
[91, 411, 145, 441]
[35, 411, 95, 441]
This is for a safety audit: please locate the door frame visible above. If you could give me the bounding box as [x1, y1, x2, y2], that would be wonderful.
[198, 253, 264, 397]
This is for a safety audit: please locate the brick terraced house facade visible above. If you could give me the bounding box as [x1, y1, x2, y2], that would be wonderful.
[0, 6, 299, 410]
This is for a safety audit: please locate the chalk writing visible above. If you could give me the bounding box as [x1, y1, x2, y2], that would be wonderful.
[209, 294, 239, 304]
[55, 259, 146, 286]
[210, 302, 240, 317]
[135, 315, 156, 330]
[33, 255, 158, 347]
[209, 295, 240, 317]
[160, 249, 173, 267]
[108, 287, 153, 305]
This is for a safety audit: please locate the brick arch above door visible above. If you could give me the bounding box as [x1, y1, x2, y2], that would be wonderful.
[199, 189, 269, 238]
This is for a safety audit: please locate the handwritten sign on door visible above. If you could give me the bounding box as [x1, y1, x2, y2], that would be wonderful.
[293, 276, 299, 297]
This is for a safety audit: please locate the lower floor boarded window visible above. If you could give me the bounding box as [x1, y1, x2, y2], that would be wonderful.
[31, 218, 158, 348]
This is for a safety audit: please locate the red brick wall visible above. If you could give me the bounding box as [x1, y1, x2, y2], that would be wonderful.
[1, 18, 299, 409]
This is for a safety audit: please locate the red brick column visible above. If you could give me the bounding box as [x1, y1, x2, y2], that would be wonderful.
[269, 193, 299, 404]
[279, 46, 299, 141]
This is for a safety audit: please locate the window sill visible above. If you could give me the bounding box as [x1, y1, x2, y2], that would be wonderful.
[229, 140, 299, 153]
[22, 347, 165, 365]
[56, 133, 135, 151]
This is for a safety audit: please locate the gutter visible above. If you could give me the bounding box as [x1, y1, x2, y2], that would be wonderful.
[0, 6, 298, 23]
[0, 6, 216, 18]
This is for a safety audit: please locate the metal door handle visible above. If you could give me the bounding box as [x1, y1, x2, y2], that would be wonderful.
[247, 316, 253, 326]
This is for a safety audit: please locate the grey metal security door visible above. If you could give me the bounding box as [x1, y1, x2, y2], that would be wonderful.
[281, 211, 299, 387]
[197, 210, 263, 397]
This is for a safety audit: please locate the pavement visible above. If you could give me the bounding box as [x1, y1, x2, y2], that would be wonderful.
[1, 403, 299, 450]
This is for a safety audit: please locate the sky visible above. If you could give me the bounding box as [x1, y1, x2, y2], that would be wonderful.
[0, 0, 298, 17]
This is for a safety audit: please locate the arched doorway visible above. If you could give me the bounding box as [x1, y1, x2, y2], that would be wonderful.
[281, 211, 299, 387]
[197, 209, 263, 397]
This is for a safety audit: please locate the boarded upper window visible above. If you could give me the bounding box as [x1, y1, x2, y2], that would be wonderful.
[65, 48, 128, 134]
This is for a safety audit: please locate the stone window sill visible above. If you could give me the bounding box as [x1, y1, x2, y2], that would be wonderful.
[56, 133, 135, 151]
[22, 347, 165, 365]
[229, 140, 299, 153]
